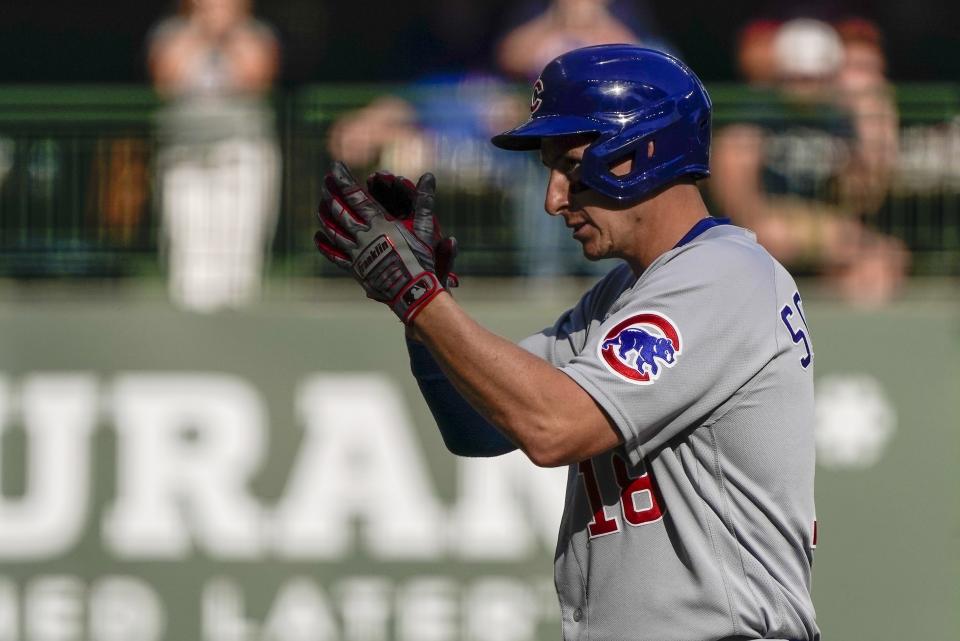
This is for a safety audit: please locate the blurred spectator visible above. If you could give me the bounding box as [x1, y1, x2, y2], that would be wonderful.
[711, 18, 907, 306]
[496, 0, 674, 81]
[735, 19, 781, 88]
[497, 0, 639, 80]
[327, 74, 527, 189]
[327, 74, 566, 273]
[91, 137, 150, 247]
[327, 96, 421, 176]
[149, 0, 280, 312]
[835, 18, 900, 214]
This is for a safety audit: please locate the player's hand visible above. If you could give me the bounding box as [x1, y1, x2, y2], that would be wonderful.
[366, 170, 460, 289]
[314, 161, 444, 323]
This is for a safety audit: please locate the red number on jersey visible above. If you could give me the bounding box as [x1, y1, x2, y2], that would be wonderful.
[577, 459, 620, 537]
[578, 454, 665, 539]
[612, 454, 663, 526]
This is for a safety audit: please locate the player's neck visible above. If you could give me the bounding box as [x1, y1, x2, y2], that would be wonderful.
[624, 183, 711, 275]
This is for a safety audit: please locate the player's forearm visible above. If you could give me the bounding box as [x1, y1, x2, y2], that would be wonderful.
[410, 293, 604, 466]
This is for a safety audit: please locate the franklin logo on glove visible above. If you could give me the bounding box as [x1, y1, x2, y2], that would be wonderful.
[354, 236, 393, 279]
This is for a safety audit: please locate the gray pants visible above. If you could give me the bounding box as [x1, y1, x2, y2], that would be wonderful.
[160, 137, 280, 312]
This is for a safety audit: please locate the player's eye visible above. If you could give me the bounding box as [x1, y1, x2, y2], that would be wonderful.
[565, 164, 587, 192]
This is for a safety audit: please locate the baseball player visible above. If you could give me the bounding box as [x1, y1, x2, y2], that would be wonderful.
[315, 45, 819, 641]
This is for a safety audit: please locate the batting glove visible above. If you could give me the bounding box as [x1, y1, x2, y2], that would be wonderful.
[366, 170, 460, 289]
[314, 161, 444, 323]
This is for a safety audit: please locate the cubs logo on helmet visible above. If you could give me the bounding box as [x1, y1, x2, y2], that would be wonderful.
[492, 45, 712, 203]
[598, 312, 682, 384]
[530, 78, 545, 114]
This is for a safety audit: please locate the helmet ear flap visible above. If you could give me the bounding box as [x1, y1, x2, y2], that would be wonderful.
[606, 150, 637, 178]
[581, 112, 709, 202]
[580, 131, 656, 201]
[619, 139, 656, 174]
[697, 113, 711, 147]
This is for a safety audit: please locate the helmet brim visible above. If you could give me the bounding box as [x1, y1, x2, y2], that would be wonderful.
[491, 115, 607, 151]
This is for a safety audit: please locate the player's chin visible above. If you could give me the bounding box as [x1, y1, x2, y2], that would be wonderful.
[573, 227, 611, 260]
[578, 241, 608, 262]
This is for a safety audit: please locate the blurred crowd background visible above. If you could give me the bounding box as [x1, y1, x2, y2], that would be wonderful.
[0, 0, 957, 311]
[0, 4, 957, 641]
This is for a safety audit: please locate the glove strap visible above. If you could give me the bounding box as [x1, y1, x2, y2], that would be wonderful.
[392, 272, 444, 324]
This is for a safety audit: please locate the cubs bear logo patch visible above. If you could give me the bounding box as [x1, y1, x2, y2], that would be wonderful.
[597, 312, 682, 385]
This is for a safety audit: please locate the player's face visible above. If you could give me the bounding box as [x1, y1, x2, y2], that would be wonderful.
[540, 136, 638, 261]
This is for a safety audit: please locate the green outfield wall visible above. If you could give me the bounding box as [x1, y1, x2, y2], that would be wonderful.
[0, 288, 957, 641]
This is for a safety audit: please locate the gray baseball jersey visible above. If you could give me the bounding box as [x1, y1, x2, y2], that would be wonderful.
[520, 223, 818, 641]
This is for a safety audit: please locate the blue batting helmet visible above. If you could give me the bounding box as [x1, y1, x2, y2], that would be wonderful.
[491, 45, 712, 202]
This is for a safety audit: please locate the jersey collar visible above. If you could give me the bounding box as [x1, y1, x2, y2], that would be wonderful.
[673, 217, 732, 248]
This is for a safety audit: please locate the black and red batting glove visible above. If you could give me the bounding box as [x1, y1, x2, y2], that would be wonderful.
[314, 161, 445, 323]
[366, 170, 460, 289]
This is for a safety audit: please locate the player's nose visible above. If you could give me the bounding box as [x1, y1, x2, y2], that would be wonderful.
[544, 169, 569, 216]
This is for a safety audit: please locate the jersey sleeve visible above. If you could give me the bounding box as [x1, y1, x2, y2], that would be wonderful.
[407, 338, 517, 457]
[519, 265, 633, 366]
[559, 242, 780, 464]
[517, 305, 585, 366]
